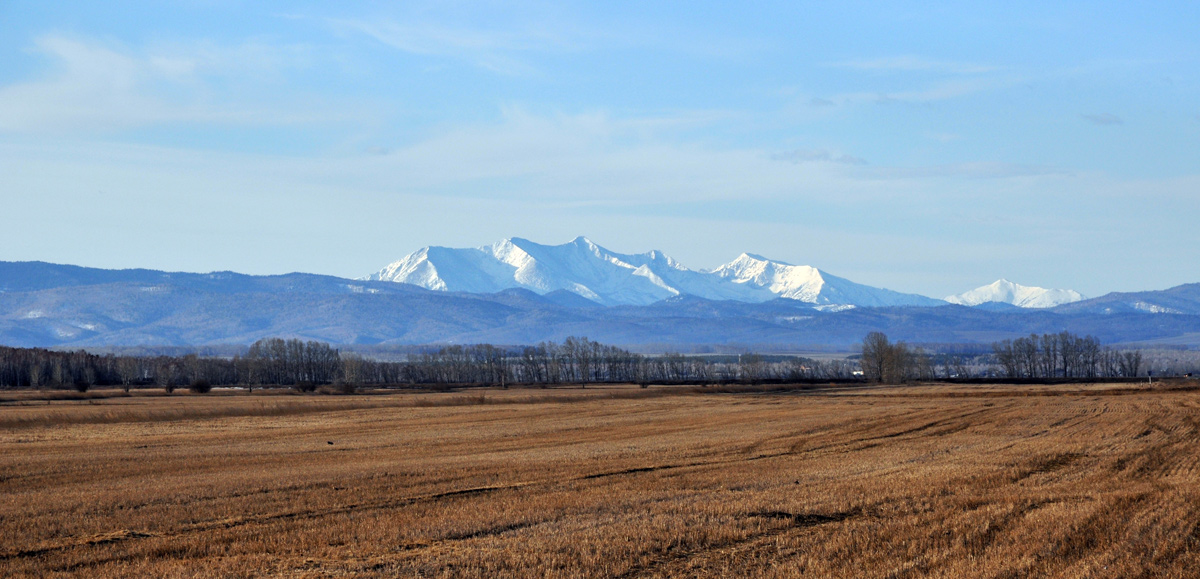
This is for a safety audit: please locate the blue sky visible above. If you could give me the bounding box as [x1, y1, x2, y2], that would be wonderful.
[1, 1, 1197, 298]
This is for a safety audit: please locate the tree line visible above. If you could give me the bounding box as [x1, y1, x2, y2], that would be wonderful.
[860, 331, 1159, 383]
[0, 332, 1186, 391]
[991, 332, 1143, 379]
[0, 336, 857, 390]
[335, 338, 861, 386]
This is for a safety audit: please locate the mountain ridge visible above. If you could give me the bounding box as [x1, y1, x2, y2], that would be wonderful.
[946, 279, 1084, 309]
[1, 260, 1198, 349]
[368, 237, 944, 307]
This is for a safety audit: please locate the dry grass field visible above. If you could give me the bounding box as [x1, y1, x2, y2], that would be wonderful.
[2, 381, 1199, 578]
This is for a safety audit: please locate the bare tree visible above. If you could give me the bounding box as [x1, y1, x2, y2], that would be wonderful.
[861, 332, 890, 383]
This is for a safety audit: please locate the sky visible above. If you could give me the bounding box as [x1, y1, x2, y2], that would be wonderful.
[1, 1, 1197, 299]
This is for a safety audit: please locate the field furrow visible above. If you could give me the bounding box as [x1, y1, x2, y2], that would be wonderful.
[2, 382, 1198, 577]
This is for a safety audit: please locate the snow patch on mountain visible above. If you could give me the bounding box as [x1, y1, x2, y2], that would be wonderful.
[1132, 301, 1182, 314]
[946, 279, 1083, 309]
[813, 304, 857, 312]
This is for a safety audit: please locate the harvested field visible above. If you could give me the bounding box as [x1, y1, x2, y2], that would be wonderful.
[2, 382, 1199, 577]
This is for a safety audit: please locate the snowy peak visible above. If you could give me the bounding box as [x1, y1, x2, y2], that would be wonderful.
[708, 253, 942, 307]
[367, 237, 678, 306]
[711, 253, 826, 302]
[946, 279, 1084, 309]
[367, 237, 945, 308]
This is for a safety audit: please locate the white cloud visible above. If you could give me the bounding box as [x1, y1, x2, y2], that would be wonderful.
[830, 55, 1000, 75]
[876, 76, 1024, 105]
[325, 9, 762, 74]
[319, 108, 864, 205]
[0, 36, 156, 132]
[771, 148, 866, 165]
[799, 76, 1026, 111]
[819, 53, 1027, 107]
[330, 18, 575, 76]
[2, 108, 1197, 297]
[861, 162, 1067, 180]
[0, 35, 344, 133]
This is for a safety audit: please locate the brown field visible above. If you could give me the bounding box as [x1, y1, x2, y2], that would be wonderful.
[2, 382, 1199, 578]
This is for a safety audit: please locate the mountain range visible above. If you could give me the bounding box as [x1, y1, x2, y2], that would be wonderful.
[945, 279, 1084, 309]
[0, 238, 1196, 349]
[366, 237, 1068, 309]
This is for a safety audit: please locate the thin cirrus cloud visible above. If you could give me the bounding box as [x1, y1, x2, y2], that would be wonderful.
[0, 36, 170, 132]
[808, 76, 1026, 110]
[827, 55, 1000, 75]
[325, 12, 762, 73]
[329, 18, 575, 76]
[815, 54, 1023, 108]
[871, 76, 1023, 105]
[0, 35, 342, 134]
[344, 109, 848, 204]
[859, 162, 1068, 181]
[2, 103, 1195, 295]
[318, 109, 1085, 212]
[771, 148, 867, 165]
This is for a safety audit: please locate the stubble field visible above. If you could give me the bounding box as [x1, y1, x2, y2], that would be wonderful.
[2, 381, 1199, 578]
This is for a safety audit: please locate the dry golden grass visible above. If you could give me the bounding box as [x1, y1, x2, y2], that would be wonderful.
[2, 382, 1199, 577]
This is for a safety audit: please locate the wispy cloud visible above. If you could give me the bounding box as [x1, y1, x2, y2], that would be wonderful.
[331, 17, 577, 76]
[862, 162, 1067, 180]
[5, 105, 1196, 295]
[0, 35, 354, 133]
[829, 55, 999, 75]
[1082, 113, 1123, 126]
[873, 77, 1021, 104]
[807, 76, 1026, 110]
[148, 38, 316, 78]
[771, 148, 866, 165]
[819, 53, 1025, 108]
[323, 6, 768, 76]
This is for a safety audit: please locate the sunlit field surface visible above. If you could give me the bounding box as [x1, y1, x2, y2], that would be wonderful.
[2, 382, 1199, 578]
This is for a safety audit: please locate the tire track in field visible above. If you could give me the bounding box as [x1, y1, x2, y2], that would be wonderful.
[0, 403, 1012, 569]
[0, 480, 544, 563]
[776, 405, 998, 457]
[607, 508, 862, 579]
[0, 448, 803, 565]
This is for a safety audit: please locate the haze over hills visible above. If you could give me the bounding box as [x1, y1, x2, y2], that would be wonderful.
[1051, 283, 1200, 316]
[946, 279, 1084, 309]
[366, 237, 945, 308]
[1, 258, 1198, 349]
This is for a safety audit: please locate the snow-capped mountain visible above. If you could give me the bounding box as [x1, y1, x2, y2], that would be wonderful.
[2, 260, 1199, 348]
[366, 237, 678, 306]
[711, 253, 944, 307]
[946, 279, 1084, 309]
[366, 237, 943, 307]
